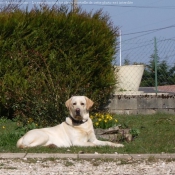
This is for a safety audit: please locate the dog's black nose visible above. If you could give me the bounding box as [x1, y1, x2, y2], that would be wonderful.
[76, 108, 80, 112]
[76, 108, 80, 114]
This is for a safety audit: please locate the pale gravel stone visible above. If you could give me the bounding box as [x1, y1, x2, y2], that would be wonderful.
[0, 158, 175, 175]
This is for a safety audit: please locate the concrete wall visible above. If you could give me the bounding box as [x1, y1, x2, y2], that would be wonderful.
[107, 94, 175, 115]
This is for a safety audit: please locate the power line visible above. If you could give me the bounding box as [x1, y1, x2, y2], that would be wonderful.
[79, 4, 175, 9]
[122, 25, 175, 36]
[122, 30, 161, 42]
[122, 38, 175, 53]
[122, 42, 154, 52]
[121, 25, 175, 42]
[116, 36, 175, 66]
[123, 17, 175, 34]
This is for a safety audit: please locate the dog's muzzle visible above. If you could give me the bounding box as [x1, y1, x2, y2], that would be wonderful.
[75, 108, 80, 115]
[74, 108, 83, 121]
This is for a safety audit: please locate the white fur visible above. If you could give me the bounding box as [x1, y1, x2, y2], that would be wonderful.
[17, 96, 124, 148]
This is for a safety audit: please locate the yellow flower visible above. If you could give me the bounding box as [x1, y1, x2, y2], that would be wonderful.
[104, 120, 107, 123]
[98, 118, 102, 122]
[95, 122, 99, 126]
[2, 126, 5, 129]
[28, 118, 33, 123]
[115, 119, 118, 123]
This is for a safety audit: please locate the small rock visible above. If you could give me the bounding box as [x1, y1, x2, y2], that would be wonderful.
[78, 151, 84, 154]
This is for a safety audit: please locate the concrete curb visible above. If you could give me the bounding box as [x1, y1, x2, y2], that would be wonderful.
[1, 153, 175, 160]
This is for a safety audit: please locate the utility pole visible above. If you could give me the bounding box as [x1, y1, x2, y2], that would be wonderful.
[154, 37, 158, 95]
[119, 29, 122, 66]
[72, 0, 77, 12]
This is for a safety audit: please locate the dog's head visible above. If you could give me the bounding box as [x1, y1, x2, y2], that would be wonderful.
[65, 96, 94, 122]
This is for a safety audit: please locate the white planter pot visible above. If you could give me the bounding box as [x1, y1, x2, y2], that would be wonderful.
[114, 65, 144, 92]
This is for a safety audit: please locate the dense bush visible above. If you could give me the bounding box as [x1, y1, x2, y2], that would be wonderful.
[0, 5, 119, 126]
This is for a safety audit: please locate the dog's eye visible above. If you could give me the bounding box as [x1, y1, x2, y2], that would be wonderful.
[81, 103, 85, 105]
[73, 103, 76, 105]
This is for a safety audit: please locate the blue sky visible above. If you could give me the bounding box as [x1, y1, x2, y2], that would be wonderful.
[21, 0, 175, 65]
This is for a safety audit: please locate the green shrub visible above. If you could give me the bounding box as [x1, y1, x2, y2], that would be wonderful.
[0, 5, 119, 126]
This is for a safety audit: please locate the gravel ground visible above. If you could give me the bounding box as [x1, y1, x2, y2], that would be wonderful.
[0, 158, 175, 175]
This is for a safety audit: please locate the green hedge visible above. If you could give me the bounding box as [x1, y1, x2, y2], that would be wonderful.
[0, 5, 119, 126]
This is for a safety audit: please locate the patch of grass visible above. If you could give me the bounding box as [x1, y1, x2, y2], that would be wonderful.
[0, 163, 5, 166]
[90, 159, 102, 166]
[147, 156, 157, 163]
[64, 160, 74, 167]
[0, 118, 19, 152]
[0, 113, 175, 153]
[117, 113, 175, 154]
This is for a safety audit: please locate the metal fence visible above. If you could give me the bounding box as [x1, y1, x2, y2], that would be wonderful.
[114, 37, 175, 94]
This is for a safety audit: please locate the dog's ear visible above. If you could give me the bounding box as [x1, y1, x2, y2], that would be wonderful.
[65, 98, 72, 109]
[85, 97, 94, 110]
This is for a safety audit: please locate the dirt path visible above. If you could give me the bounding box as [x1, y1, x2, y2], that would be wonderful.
[0, 158, 175, 175]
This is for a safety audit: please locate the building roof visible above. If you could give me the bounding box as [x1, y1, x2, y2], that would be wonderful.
[139, 85, 175, 95]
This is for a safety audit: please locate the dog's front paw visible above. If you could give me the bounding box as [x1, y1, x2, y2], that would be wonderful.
[116, 143, 124, 147]
[112, 143, 124, 147]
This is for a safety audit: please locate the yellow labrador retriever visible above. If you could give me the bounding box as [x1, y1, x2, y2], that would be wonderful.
[17, 96, 124, 148]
